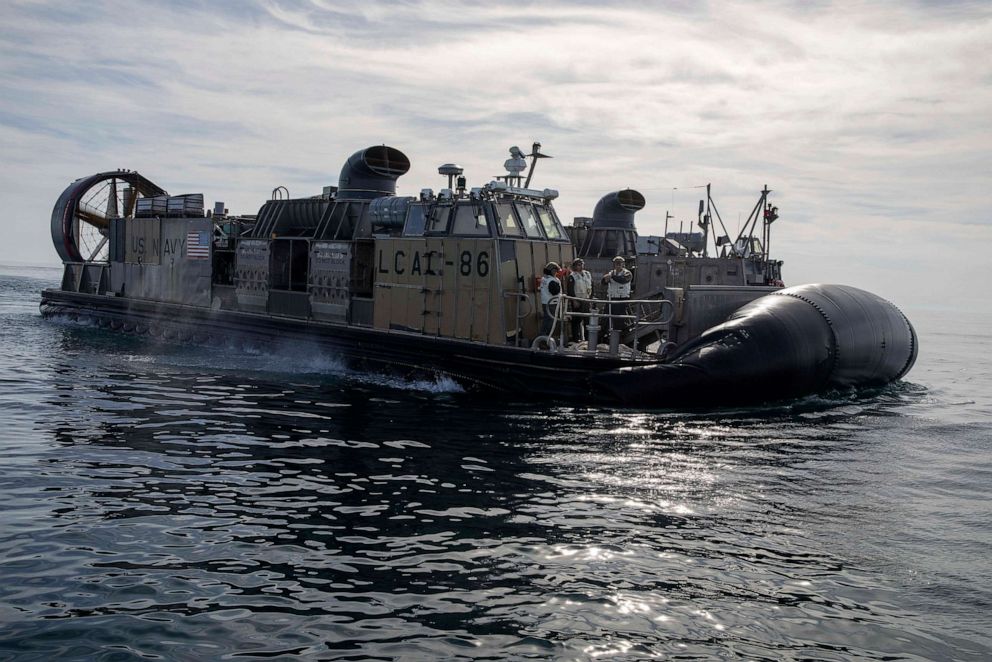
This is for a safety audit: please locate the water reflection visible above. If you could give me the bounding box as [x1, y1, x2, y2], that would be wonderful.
[0, 313, 982, 659]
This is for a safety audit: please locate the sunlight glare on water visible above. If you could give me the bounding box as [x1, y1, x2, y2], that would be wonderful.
[0, 266, 989, 660]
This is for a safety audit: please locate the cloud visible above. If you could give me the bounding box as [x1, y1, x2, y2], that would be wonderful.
[0, 0, 989, 307]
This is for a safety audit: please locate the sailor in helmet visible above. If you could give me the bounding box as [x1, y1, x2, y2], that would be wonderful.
[602, 256, 633, 332]
[539, 262, 562, 337]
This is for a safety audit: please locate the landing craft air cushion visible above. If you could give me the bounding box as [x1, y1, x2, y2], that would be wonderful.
[40, 143, 918, 406]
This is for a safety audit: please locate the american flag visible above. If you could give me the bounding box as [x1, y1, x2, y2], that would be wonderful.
[186, 230, 210, 259]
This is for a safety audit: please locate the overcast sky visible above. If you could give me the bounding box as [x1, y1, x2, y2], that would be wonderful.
[1, 0, 989, 309]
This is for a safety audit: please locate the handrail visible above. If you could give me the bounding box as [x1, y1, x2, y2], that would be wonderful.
[503, 291, 534, 318]
[541, 293, 675, 355]
[554, 294, 675, 325]
[503, 290, 534, 347]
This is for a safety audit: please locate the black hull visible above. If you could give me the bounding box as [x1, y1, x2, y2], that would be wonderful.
[39, 289, 637, 400]
[40, 283, 918, 408]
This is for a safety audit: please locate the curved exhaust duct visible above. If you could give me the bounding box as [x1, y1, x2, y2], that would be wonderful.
[337, 145, 411, 200]
[590, 189, 645, 230]
[579, 188, 645, 258]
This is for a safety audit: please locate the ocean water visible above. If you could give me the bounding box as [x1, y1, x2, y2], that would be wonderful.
[0, 264, 989, 661]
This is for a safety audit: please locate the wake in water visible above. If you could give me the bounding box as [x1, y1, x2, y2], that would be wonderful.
[47, 313, 933, 413]
[47, 314, 465, 395]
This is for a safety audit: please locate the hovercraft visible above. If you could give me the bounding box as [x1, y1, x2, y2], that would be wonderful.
[40, 143, 917, 407]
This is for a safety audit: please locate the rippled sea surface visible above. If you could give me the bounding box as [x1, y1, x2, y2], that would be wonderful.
[1, 265, 990, 660]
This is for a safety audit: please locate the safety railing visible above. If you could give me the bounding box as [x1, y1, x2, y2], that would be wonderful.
[532, 293, 675, 357]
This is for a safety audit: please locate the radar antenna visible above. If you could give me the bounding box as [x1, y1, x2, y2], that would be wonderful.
[438, 163, 464, 191]
[502, 146, 527, 187]
[496, 142, 553, 188]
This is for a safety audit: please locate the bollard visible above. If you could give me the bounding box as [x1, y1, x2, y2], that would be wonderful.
[587, 307, 600, 352]
[609, 329, 621, 355]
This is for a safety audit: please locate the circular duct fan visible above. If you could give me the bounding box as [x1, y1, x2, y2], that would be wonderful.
[50, 171, 166, 263]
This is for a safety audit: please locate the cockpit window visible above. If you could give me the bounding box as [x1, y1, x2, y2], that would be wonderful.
[425, 205, 451, 234]
[536, 206, 562, 240]
[451, 203, 490, 236]
[514, 203, 544, 239]
[403, 204, 427, 236]
[495, 203, 522, 237]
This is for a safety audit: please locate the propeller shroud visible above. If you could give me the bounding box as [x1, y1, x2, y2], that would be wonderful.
[50, 171, 166, 263]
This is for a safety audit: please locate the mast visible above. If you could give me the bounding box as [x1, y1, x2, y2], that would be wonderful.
[707, 186, 732, 256]
[702, 184, 710, 257]
[523, 142, 552, 189]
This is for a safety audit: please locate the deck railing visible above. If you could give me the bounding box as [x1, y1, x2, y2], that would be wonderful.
[535, 294, 675, 357]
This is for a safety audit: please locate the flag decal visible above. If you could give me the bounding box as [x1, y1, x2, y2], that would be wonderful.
[186, 230, 210, 259]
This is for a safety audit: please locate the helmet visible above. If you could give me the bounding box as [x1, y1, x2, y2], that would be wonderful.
[544, 262, 561, 275]
[613, 255, 625, 263]
[571, 258, 584, 267]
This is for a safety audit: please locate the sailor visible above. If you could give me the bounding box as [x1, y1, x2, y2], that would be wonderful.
[539, 262, 562, 337]
[602, 256, 633, 332]
[566, 258, 593, 341]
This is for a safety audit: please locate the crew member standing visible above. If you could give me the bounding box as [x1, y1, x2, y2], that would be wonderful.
[602, 256, 632, 333]
[539, 262, 562, 338]
[566, 258, 593, 342]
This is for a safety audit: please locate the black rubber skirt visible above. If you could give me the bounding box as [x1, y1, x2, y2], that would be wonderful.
[592, 284, 918, 407]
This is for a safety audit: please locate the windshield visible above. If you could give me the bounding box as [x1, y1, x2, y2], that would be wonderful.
[495, 203, 522, 237]
[514, 203, 544, 239]
[426, 205, 451, 234]
[451, 203, 489, 236]
[403, 204, 427, 236]
[536, 206, 562, 240]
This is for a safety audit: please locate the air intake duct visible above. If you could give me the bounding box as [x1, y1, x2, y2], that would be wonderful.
[590, 189, 645, 230]
[337, 145, 410, 200]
